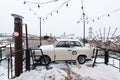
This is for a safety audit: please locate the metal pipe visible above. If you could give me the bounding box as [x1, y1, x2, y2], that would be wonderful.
[25, 24, 29, 51]
[8, 57, 10, 79]
[106, 27, 111, 42]
[10, 44, 13, 78]
[81, 0, 85, 46]
[25, 24, 30, 71]
[110, 28, 118, 41]
[99, 29, 102, 41]
[95, 31, 99, 40]
[39, 18, 42, 46]
[104, 27, 105, 42]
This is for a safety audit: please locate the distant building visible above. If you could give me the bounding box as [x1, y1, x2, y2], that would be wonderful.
[89, 27, 93, 40]
[60, 33, 75, 39]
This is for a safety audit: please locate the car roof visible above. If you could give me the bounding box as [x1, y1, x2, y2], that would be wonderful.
[56, 39, 80, 42]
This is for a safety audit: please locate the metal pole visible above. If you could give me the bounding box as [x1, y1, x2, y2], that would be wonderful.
[25, 24, 30, 71]
[106, 27, 111, 42]
[39, 18, 42, 46]
[81, 0, 85, 46]
[104, 27, 105, 42]
[8, 57, 10, 79]
[25, 24, 29, 51]
[10, 44, 13, 78]
[99, 29, 102, 41]
[0, 48, 2, 62]
[118, 51, 120, 72]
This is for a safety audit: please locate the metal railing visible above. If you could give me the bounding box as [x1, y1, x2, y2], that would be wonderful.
[109, 52, 120, 72]
[0, 44, 49, 79]
[92, 47, 120, 72]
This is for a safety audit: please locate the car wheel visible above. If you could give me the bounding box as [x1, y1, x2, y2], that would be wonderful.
[77, 55, 86, 64]
[40, 55, 51, 65]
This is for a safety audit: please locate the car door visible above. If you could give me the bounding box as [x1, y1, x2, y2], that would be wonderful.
[70, 41, 83, 60]
[54, 41, 72, 60]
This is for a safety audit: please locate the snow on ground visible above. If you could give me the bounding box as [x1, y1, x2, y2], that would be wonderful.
[0, 58, 120, 80]
[0, 65, 8, 80]
[72, 64, 120, 80]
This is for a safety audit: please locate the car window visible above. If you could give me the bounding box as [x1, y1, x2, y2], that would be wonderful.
[54, 41, 58, 47]
[56, 41, 70, 48]
[70, 41, 82, 47]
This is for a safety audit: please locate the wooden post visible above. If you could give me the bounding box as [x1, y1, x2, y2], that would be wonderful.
[11, 14, 24, 77]
[92, 48, 98, 67]
[104, 50, 109, 65]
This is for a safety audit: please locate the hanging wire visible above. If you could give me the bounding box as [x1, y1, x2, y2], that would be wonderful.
[24, 3, 40, 18]
[23, 0, 71, 20]
[23, 0, 59, 5]
[85, 8, 120, 23]
[43, 0, 70, 19]
[24, 0, 120, 23]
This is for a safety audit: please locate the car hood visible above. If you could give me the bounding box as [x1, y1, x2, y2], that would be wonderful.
[39, 45, 54, 50]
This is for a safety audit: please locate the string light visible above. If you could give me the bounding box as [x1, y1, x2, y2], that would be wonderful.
[29, 8, 31, 11]
[34, 13, 36, 15]
[66, 3, 68, 7]
[77, 21, 80, 24]
[23, 0, 71, 20]
[85, 8, 120, 23]
[24, 0, 120, 23]
[23, 0, 59, 5]
[24, 1, 26, 4]
[54, 0, 59, 2]
[38, 5, 40, 8]
[50, 13, 52, 16]
[86, 21, 89, 24]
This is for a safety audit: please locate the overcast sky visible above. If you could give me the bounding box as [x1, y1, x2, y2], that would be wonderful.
[0, 0, 120, 38]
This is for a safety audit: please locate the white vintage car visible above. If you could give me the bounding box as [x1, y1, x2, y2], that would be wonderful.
[34, 39, 93, 65]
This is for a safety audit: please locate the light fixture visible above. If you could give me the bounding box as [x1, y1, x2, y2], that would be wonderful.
[66, 3, 68, 7]
[29, 8, 31, 11]
[86, 21, 89, 24]
[50, 13, 52, 16]
[81, 18, 82, 20]
[34, 13, 36, 15]
[54, 0, 59, 2]
[23, 1, 26, 4]
[77, 21, 80, 24]
[38, 4, 40, 8]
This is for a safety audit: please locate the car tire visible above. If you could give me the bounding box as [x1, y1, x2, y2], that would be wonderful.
[77, 55, 86, 64]
[40, 55, 51, 65]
